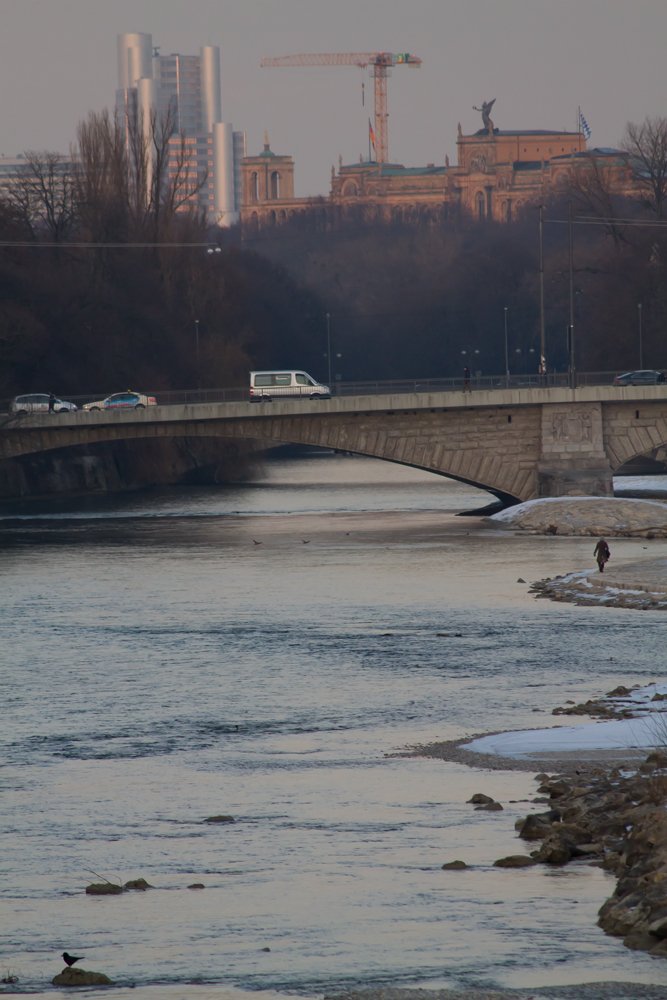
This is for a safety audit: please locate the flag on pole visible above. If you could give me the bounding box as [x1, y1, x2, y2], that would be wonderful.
[369, 118, 377, 160]
[579, 110, 592, 140]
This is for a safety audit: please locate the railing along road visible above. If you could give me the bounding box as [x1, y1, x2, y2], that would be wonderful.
[0, 371, 661, 414]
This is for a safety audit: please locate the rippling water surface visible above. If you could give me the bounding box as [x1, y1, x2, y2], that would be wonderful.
[2, 451, 667, 996]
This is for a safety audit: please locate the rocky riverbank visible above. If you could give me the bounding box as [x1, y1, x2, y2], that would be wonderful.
[509, 756, 667, 960]
[530, 556, 667, 610]
[490, 497, 667, 537]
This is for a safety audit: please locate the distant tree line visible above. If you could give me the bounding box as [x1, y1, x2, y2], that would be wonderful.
[0, 107, 325, 398]
[246, 115, 667, 382]
[2, 113, 667, 397]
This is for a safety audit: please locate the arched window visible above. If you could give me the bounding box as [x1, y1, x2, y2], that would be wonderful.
[342, 181, 358, 197]
[476, 192, 485, 220]
[268, 210, 276, 226]
[249, 211, 259, 232]
[270, 171, 280, 199]
[251, 173, 258, 203]
[279, 210, 287, 222]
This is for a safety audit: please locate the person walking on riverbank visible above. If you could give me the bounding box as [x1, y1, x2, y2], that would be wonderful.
[463, 366, 471, 392]
[594, 537, 610, 573]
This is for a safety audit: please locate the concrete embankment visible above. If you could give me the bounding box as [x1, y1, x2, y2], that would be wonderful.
[0, 436, 268, 500]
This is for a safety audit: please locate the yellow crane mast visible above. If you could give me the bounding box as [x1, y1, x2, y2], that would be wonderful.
[260, 52, 422, 164]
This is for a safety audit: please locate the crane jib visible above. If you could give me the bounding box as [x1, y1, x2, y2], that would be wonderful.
[259, 52, 422, 163]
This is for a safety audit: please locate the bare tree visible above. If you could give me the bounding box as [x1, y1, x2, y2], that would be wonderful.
[74, 102, 208, 245]
[565, 152, 628, 247]
[622, 116, 667, 219]
[8, 151, 75, 241]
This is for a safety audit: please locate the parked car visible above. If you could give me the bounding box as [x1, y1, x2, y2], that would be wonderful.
[11, 394, 77, 414]
[83, 391, 157, 411]
[614, 370, 666, 386]
[249, 370, 331, 401]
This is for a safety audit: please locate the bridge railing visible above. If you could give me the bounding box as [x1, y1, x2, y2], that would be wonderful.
[0, 371, 658, 413]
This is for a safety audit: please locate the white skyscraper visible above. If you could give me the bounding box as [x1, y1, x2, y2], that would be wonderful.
[115, 32, 243, 225]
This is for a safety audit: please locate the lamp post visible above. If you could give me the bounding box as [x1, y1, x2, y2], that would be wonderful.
[638, 303, 643, 369]
[568, 200, 576, 389]
[326, 313, 332, 386]
[194, 319, 200, 388]
[538, 205, 546, 372]
[504, 307, 509, 387]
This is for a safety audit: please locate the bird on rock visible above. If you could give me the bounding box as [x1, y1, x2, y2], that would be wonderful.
[62, 953, 83, 968]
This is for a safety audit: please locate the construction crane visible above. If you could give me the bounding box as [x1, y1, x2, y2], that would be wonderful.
[260, 52, 422, 164]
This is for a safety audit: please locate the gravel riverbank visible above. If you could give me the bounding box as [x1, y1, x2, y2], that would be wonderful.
[529, 556, 667, 610]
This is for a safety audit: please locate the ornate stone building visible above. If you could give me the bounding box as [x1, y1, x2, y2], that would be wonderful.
[240, 114, 637, 231]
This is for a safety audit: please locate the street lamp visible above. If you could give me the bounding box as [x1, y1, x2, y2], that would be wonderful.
[638, 303, 643, 369]
[504, 307, 509, 386]
[194, 319, 200, 388]
[326, 313, 332, 386]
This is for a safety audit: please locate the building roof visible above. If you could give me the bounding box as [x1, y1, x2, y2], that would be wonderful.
[341, 163, 447, 176]
[468, 128, 581, 138]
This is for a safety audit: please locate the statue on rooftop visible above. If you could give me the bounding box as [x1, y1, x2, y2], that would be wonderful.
[472, 99, 496, 132]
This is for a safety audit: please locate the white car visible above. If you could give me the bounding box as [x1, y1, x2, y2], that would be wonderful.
[83, 391, 157, 412]
[11, 394, 77, 414]
[249, 370, 331, 401]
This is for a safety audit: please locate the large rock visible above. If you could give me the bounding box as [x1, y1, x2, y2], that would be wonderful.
[494, 855, 538, 868]
[205, 814, 235, 823]
[52, 967, 115, 986]
[441, 860, 468, 870]
[85, 882, 123, 895]
[467, 793, 494, 804]
[518, 810, 561, 840]
[475, 801, 503, 811]
[532, 833, 572, 865]
[124, 878, 153, 890]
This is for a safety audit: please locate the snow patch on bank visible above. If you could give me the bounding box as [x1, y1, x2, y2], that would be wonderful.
[466, 681, 667, 759]
[491, 495, 667, 523]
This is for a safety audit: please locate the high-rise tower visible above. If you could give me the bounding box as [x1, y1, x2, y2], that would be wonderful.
[115, 32, 243, 225]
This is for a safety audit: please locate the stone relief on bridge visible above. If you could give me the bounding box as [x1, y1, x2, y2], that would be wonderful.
[552, 410, 593, 443]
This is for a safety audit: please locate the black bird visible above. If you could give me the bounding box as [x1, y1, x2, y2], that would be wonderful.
[62, 953, 83, 968]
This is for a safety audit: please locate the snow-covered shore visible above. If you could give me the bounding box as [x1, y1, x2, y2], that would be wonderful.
[490, 496, 667, 536]
[467, 682, 667, 760]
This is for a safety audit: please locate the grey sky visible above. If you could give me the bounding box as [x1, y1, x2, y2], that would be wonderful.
[2, 0, 666, 196]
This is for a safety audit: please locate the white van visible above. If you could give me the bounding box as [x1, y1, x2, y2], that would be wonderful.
[249, 370, 331, 401]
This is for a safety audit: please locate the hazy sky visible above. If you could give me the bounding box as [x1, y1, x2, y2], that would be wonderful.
[2, 0, 666, 196]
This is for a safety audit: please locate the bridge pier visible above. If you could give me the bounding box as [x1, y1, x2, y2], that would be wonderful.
[537, 401, 613, 499]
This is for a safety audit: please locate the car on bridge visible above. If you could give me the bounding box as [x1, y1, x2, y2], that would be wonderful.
[614, 370, 666, 386]
[11, 394, 78, 414]
[250, 370, 331, 401]
[83, 391, 157, 411]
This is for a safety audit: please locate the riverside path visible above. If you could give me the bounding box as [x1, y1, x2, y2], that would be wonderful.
[4, 384, 667, 504]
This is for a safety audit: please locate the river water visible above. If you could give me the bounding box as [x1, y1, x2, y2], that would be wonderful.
[2, 450, 667, 997]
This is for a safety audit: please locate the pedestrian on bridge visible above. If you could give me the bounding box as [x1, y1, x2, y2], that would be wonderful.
[463, 366, 471, 393]
[48, 392, 56, 413]
[594, 538, 610, 573]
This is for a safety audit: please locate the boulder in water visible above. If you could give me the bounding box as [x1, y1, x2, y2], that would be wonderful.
[205, 814, 235, 823]
[52, 967, 115, 986]
[125, 878, 153, 890]
[85, 882, 123, 895]
[441, 860, 468, 870]
[494, 855, 538, 868]
[467, 793, 494, 804]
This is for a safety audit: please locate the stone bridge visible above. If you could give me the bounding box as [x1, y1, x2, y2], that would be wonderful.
[3, 386, 667, 503]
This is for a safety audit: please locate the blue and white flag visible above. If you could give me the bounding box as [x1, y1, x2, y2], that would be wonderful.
[579, 111, 592, 140]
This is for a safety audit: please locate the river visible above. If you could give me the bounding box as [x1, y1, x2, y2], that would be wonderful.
[2, 449, 667, 997]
